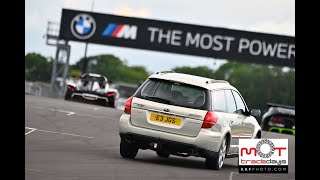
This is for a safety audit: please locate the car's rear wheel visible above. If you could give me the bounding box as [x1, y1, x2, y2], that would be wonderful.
[255, 132, 260, 139]
[205, 137, 227, 170]
[156, 151, 170, 158]
[99, 100, 109, 107]
[107, 96, 116, 108]
[120, 139, 138, 159]
[64, 94, 71, 100]
[108, 101, 115, 108]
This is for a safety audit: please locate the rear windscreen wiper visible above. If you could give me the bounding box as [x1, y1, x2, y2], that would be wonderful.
[145, 96, 173, 105]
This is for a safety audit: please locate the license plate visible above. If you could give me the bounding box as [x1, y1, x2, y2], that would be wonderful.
[150, 113, 182, 125]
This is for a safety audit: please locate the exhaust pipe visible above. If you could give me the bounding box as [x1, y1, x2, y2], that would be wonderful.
[150, 142, 158, 150]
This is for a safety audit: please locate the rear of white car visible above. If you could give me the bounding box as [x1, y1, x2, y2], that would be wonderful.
[118, 72, 261, 170]
[65, 73, 119, 107]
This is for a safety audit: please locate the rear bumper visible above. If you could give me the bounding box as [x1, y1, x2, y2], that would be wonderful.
[119, 113, 224, 153]
[120, 132, 218, 158]
[66, 90, 116, 103]
[71, 92, 109, 102]
[268, 127, 295, 135]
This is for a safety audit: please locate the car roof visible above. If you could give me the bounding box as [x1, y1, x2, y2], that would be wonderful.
[149, 72, 237, 90]
[268, 106, 295, 116]
[266, 103, 295, 116]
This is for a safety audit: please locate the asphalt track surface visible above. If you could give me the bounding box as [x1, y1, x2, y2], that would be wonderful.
[25, 95, 295, 180]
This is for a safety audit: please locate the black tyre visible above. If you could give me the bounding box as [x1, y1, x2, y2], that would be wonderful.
[156, 151, 170, 158]
[120, 139, 138, 159]
[205, 137, 227, 170]
[99, 100, 108, 107]
[108, 101, 115, 108]
[64, 94, 71, 100]
[107, 96, 116, 108]
[255, 132, 260, 139]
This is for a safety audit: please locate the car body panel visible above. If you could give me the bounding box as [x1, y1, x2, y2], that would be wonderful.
[119, 113, 226, 153]
[119, 72, 262, 162]
[130, 97, 207, 137]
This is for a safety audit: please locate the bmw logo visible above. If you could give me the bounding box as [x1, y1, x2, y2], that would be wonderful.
[70, 14, 96, 40]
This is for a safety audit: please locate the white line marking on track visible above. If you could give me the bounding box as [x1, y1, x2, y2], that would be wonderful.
[67, 112, 75, 116]
[26, 98, 100, 110]
[76, 113, 107, 119]
[25, 127, 95, 139]
[36, 129, 94, 139]
[25, 168, 43, 172]
[25, 127, 37, 135]
[29, 106, 111, 119]
[31, 106, 75, 116]
[229, 171, 237, 180]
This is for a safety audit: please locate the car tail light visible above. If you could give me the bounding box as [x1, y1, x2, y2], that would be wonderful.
[124, 96, 133, 114]
[272, 116, 283, 123]
[107, 92, 115, 97]
[201, 111, 218, 128]
[67, 85, 74, 91]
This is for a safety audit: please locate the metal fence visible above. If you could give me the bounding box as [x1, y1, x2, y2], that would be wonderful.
[25, 80, 138, 99]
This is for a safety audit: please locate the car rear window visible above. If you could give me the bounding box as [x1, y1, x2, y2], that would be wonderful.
[134, 78, 210, 110]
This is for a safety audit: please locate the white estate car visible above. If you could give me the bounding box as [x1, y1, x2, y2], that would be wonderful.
[119, 71, 261, 170]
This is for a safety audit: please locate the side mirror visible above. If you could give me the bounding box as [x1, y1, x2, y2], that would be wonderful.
[250, 108, 261, 117]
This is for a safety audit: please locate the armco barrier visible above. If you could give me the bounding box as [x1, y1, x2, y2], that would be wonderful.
[25, 80, 138, 99]
[112, 82, 139, 98]
[25, 81, 51, 97]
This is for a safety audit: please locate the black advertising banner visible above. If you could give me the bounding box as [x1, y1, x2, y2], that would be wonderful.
[59, 9, 295, 68]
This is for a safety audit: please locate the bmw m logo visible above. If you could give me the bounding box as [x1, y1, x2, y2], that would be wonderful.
[102, 23, 138, 40]
[70, 14, 96, 40]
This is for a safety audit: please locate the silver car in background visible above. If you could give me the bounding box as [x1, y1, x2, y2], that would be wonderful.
[119, 71, 261, 170]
